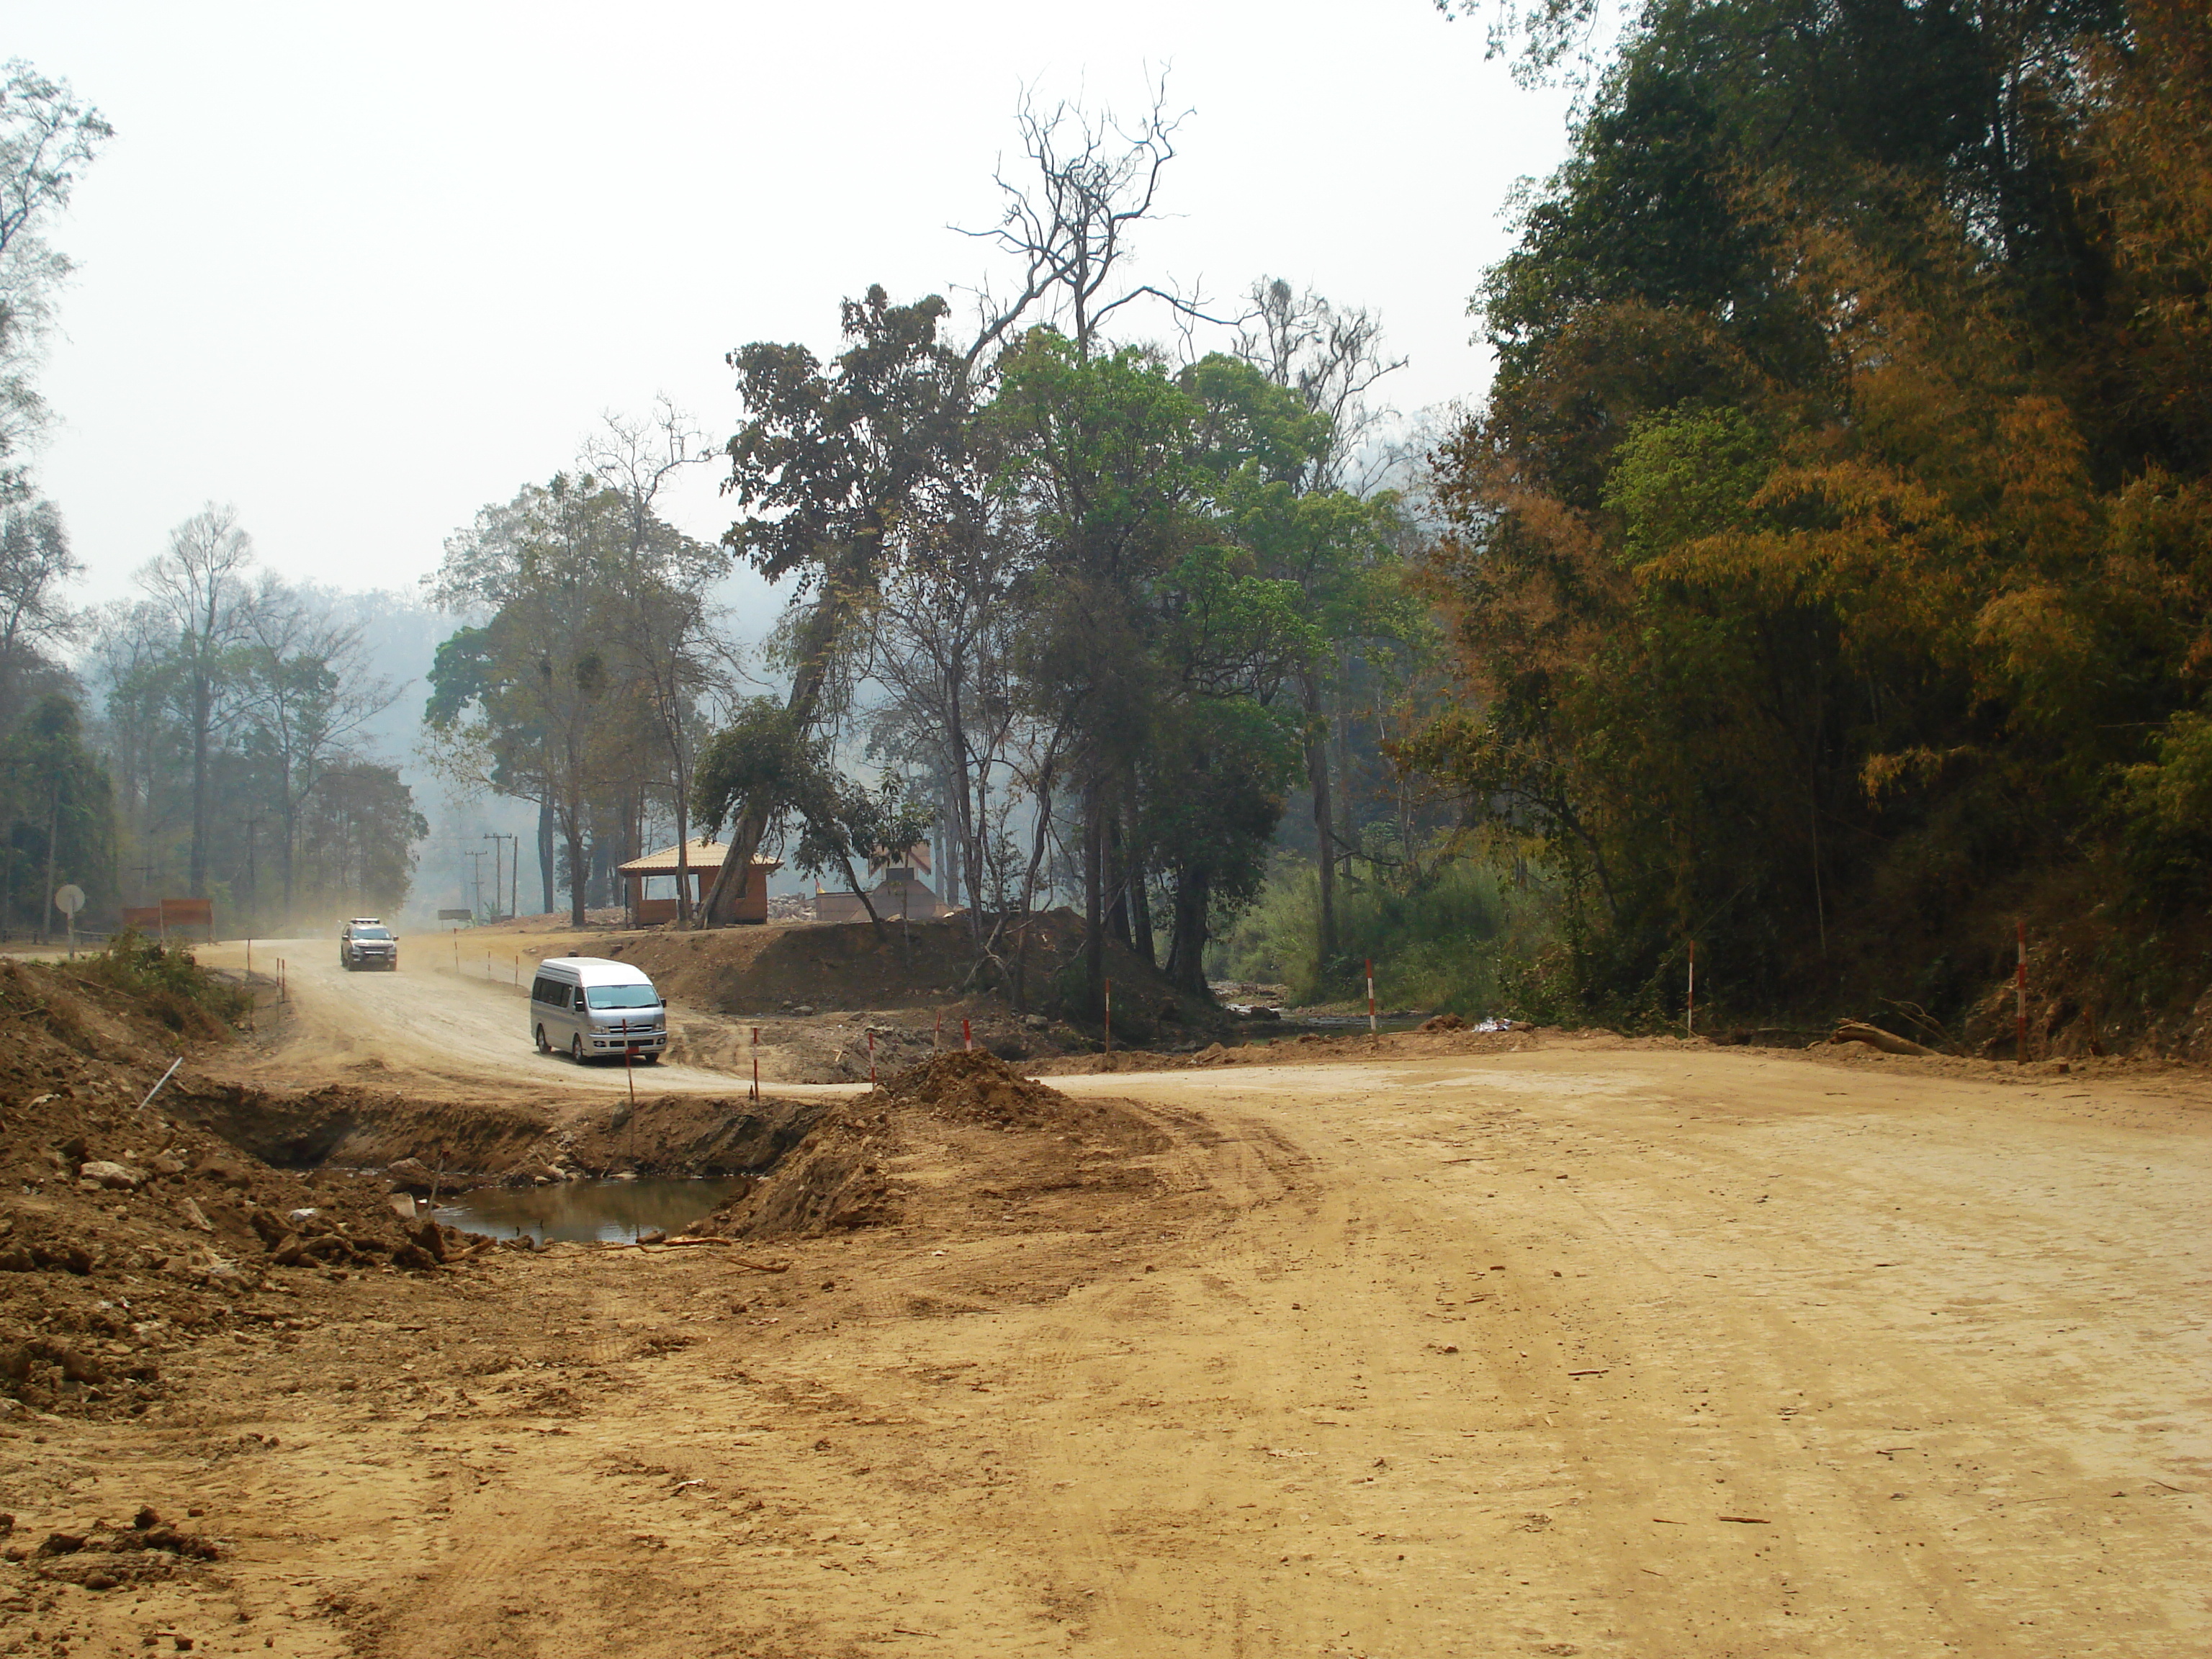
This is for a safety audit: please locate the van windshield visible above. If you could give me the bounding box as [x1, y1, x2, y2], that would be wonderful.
[585, 984, 660, 1010]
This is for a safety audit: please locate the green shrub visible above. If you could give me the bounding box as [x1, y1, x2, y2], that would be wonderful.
[1210, 852, 1552, 1014]
[71, 930, 249, 1035]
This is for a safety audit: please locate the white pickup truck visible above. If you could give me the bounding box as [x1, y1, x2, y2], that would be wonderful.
[338, 917, 398, 971]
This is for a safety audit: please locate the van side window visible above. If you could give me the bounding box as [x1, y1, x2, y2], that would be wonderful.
[530, 976, 555, 1004]
[572, 988, 587, 1013]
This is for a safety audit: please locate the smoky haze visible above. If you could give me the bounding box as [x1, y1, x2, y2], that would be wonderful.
[3, 0, 1575, 611]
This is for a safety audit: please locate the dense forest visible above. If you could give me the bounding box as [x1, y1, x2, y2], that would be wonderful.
[1413, 0, 2212, 1045]
[8, 2, 2211, 1051]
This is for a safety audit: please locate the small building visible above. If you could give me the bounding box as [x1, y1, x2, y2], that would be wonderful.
[615, 840, 782, 926]
[814, 844, 957, 925]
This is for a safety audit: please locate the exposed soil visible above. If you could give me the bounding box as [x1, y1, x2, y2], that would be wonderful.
[693, 1053, 1169, 1242]
[3, 932, 2207, 1659]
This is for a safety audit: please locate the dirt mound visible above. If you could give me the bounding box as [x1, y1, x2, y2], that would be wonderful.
[0, 956, 472, 1420]
[688, 1101, 904, 1241]
[876, 1050, 1091, 1130]
[693, 1055, 1169, 1244]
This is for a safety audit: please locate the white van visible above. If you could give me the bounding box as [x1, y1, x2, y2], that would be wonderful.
[529, 956, 667, 1064]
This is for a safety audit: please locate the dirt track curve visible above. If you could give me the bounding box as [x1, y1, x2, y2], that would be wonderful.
[198, 938, 858, 1099]
[5, 941, 2206, 1658]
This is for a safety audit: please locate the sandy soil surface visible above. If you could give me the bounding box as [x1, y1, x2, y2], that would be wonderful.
[4, 954, 2206, 1658]
[193, 939, 867, 1100]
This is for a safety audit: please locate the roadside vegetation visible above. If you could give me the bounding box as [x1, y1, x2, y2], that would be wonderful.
[11, 6, 2212, 1053]
[68, 930, 250, 1036]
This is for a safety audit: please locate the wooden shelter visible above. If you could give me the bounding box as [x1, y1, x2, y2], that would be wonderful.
[615, 840, 781, 926]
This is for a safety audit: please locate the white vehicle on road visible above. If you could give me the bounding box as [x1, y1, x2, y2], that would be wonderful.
[529, 955, 667, 1064]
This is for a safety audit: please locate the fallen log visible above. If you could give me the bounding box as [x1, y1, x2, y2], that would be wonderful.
[1830, 1020, 1941, 1058]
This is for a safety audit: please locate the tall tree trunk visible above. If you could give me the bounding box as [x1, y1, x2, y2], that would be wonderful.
[1302, 670, 1337, 969]
[41, 783, 60, 945]
[701, 590, 848, 925]
[280, 793, 297, 932]
[837, 852, 887, 939]
[537, 799, 555, 915]
[1103, 811, 1131, 948]
[1010, 751, 1058, 1015]
[1166, 868, 1210, 994]
[673, 783, 693, 926]
[1126, 809, 1155, 966]
[189, 678, 211, 898]
[565, 814, 587, 929]
[1082, 785, 1105, 1017]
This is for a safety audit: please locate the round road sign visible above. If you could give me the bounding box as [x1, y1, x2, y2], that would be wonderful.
[53, 884, 85, 916]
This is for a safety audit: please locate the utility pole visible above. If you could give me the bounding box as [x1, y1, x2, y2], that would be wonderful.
[483, 833, 503, 922]
[464, 849, 488, 920]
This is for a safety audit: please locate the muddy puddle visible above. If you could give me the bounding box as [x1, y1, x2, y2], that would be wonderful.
[434, 1177, 752, 1244]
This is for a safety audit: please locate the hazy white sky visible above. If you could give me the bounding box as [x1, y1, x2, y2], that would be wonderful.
[6, 1, 1579, 628]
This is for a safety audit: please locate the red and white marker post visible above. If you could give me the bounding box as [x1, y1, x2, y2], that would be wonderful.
[1367, 959, 1377, 1040]
[750, 1026, 760, 1101]
[1105, 978, 1113, 1061]
[867, 1028, 876, 1086]
[2016, 920, 2028, 1064]
[1687, 940, 1696, 1038]
[962, 1017, 972, 1053]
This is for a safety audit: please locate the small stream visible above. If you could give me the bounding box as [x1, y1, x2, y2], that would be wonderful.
[433, 1176, 753, 1245]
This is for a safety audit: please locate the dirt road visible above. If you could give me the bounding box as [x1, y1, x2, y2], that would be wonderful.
[6, 986, 2206, 1655]
[199, 938, 855, 1099]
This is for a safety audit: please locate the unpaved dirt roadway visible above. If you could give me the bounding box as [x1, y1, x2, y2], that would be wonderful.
[195, 939, 853, 1099]
[8, 1002, 2208, 1656]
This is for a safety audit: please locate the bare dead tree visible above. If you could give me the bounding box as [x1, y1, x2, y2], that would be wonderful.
[138, 505, 256, 898]
[583, 400, 724, 922]
[955, 73, 1246, 367]
[1235, 277, 1407, 494]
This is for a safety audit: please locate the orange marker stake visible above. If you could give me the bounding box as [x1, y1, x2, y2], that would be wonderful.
[751, 1026, 760, 1102]
[962, 1017, 972, 1053]
[2016, 920, 2028, 1064]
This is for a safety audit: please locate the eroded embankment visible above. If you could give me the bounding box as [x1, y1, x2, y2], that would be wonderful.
[694, 1050, 1175, 1241]
[0, 953, 837, 1420]
[173, 1081, 824, 1190]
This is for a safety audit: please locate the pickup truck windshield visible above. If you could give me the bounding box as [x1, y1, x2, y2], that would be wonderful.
[585, 984, 660, 1010]
[351, 928, 391, 940]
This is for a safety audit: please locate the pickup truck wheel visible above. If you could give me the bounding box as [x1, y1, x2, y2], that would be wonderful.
[570, 1034, 587, 1064]
[535, 1025, 551, 1054]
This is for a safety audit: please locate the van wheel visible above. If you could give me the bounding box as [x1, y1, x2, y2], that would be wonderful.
[535, 1025, 551, 1054]
[570, 1034, 587, 1064]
